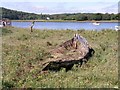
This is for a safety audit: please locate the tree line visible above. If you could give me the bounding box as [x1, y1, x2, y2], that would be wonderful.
[1, 7, 119, 21]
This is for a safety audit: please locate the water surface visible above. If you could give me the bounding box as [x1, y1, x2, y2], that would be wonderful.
[12, 21, 118, 30]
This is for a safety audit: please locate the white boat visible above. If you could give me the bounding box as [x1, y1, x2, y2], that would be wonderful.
[115, 26, 120, 31]
[0, 25, 3, 27]
[93, 22, 100, 25]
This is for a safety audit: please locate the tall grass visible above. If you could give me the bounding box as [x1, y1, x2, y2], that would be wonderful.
[2, 27, 118, 88]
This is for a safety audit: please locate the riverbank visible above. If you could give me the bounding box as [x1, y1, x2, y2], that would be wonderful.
[12, 20, 118, 22]
[2, 27, 118, 88]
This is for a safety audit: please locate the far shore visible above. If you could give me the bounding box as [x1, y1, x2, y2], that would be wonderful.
[11, 20, 118, 22]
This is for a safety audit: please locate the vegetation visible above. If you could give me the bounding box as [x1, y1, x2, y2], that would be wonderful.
[2, 26, 118, 88]
[1, 7, 119, 21]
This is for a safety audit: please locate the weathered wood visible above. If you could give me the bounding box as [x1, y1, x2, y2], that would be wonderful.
[42, 47, 95, 72]
[41, 34, 95, 72]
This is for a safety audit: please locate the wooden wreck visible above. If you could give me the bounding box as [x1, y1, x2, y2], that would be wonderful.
[42, 34, 95, 72]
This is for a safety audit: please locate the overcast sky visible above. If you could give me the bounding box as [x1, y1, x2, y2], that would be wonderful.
[1, 0, 119, 14]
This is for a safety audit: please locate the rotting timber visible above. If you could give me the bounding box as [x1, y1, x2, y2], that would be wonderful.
[42, 34, 95, 72]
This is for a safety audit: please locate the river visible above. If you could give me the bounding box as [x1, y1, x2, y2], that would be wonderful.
[12, 21, 118, 30]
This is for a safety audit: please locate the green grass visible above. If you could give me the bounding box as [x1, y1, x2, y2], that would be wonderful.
[2, 27, 118, 88]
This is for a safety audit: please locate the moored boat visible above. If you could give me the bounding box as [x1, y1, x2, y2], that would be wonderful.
[93, 22, 100, 25]
[115, 26, 120, 31]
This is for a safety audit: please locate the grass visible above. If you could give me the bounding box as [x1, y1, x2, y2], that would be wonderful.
[2, 26, 118, 88]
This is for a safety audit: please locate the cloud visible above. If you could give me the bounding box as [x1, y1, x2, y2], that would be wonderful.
[101, 3, 118, 13]
[1, 0, 119, 2]
[1, 1, 119, 14]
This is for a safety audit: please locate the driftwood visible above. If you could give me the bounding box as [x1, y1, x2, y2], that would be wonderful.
[42, 34, 95, 72]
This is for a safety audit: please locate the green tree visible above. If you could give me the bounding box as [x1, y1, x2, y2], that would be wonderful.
[94, 13, 102, 20]
[102, 13, 111, 20]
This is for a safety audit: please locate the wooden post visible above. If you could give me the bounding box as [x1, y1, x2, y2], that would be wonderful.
[30, 21, 35, 32]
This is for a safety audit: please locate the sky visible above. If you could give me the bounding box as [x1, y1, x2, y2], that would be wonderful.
[1, 0, 119, 14]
